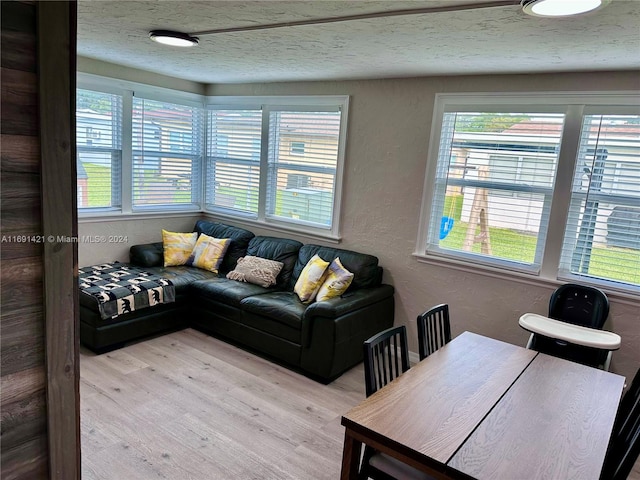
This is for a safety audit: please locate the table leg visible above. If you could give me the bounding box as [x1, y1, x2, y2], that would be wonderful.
[340, 429, 362, 480]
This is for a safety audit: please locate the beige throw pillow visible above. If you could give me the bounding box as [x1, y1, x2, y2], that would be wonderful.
[226, 256, 284, 288]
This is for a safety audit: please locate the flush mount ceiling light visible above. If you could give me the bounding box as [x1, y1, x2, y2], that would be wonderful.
[149, 30, 199, 47]
[521, 0, 610, 17]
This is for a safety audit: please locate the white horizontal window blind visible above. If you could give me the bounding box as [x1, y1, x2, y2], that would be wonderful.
[559, 113, 640, 291]
[427, 111, 564, 272]
[205, 109, 262, 215]
[132, 96, 203, 210]
[76, 89, 122, 210]
[267, 110, 341, 228]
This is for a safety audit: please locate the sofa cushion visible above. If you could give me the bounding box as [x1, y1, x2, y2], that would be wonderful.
[245, 236, 303, 288]
[142, 266, 220, 294]
[194, 220, 254, 273]
[291, 245, 381, 291]
[190, 277, 271, 307]
[240, 292, 307, 330]
[78, 265, 218, 313]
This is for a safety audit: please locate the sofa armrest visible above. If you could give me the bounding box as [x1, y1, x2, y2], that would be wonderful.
[304, 285, 395, 318]
[130, 242, 164, 267]
[299, 285, 395, 381]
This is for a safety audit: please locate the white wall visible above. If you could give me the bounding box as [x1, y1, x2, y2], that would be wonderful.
[77, 56, 206, 94]
[78, 214, 201, 266]
[79, 66, 640, 383]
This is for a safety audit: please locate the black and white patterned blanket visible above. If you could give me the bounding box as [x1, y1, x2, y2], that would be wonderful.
[79, 263, 175, 320]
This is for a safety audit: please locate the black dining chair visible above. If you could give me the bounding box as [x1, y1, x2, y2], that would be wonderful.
[417, 304, 451, 361]
[363, 325, 411, 398]
[615, 368, 640, 437]
[528, 283, 613, 369]
[600, 368, 640, 480]
[360, 326, 434, 480]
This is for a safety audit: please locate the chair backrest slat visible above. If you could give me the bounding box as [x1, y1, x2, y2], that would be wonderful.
[363, 326, 410, 397]
[417, 304, 452, 361]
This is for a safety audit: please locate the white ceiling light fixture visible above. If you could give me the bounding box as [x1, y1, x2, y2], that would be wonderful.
[149, 30, 199, 47]
[521, 0, 610, 17]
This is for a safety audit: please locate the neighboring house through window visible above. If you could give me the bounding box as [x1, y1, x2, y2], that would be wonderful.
[417, 93, 640, 295]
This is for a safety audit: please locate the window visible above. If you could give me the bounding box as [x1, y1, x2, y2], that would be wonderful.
[267, 110, 340, 227]
[132, 96, 203, 210]
[419, 94, 640, 295]
[206, 109, 262, 213]
[290, 141, 306, 155]
[76, 89, 122, 210]
[77, 76, 348, 239]
[77, 75, 205, 215]
[559, 113, 640, 290]
[425, 109, 564, 271]
[206, 98, 348, 235]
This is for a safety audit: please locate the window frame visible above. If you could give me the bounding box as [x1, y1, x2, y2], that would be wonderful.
[415, 92, 640, 297]
[130, 94, 204, 212]
[77, 73, 208, 218]
[205, 95, 349, 240]
[76, 86, 124, 214]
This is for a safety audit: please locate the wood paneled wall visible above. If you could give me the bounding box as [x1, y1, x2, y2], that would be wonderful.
[1, 2, 48, 478]
[1, 1, 80, 479]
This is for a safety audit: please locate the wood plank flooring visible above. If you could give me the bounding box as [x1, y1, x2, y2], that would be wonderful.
[81, 329, 640, 480]
[80, 328, 365, 480]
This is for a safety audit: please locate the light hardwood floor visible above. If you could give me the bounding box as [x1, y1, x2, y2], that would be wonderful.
[80, 328, 365, 480]
[81, 329, 640, 480]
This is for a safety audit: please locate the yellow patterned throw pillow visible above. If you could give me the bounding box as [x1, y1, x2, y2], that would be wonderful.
[187, 234, 230, 273]
[162, 230, 197, 267]
[294, 254, 330, 303]
[316, 257, 354, 302]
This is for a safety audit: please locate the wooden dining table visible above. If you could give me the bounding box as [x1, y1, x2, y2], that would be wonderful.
[340, 331, 626, 480]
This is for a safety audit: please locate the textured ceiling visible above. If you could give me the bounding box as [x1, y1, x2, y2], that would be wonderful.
[77, 0, 640, 84]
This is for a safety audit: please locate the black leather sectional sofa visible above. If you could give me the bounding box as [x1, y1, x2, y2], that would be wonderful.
[79, 220, 395, 382]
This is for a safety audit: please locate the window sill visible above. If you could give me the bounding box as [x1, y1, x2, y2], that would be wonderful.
[78, 210, 200, 223]
[413, 252, 640, 307]
[202, 212, 341, 244]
